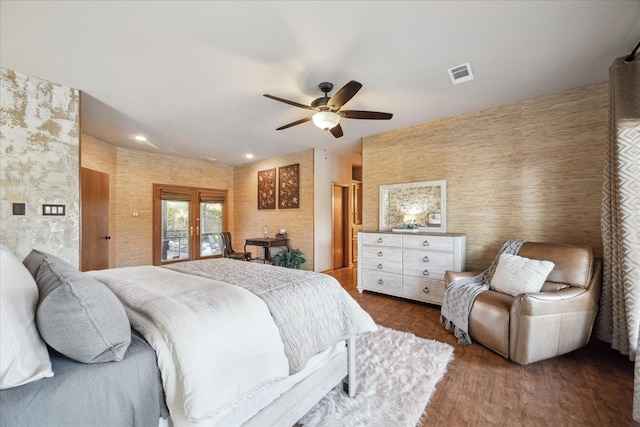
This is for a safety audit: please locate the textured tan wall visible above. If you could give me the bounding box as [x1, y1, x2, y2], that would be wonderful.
[234, 150, 314, 271]
[0, 68, 80, 264]
[81, 137, 234, 267]
[363, 83, 607, 271]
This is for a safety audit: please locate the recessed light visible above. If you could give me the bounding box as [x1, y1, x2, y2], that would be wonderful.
[135, 135, 147, 141]
[245, 154, 254, 159]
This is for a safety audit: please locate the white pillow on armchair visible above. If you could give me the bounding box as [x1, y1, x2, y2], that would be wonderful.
[490, 253, 555, 297]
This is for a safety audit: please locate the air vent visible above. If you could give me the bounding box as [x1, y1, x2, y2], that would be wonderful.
[199, 156, 217, 162]
[447, 62, 474, 85]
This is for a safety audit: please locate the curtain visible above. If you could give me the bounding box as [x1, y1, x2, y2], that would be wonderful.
[597, 54, 640, 422]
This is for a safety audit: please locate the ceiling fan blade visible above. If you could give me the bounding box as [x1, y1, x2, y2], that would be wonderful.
[263, 94, 314, 110]
[327, 80, 362, 111]
[276, 116, 312, 130]
[330, 124, 344, 138]
[339, 110, 393, 120]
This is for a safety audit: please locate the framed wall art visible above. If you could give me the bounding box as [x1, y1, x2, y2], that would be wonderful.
[379, 180, 446, 232]
[278, 163, 299, 209]
[257, 168, 276, 210]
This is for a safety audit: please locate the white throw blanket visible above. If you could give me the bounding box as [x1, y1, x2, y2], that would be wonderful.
[165, 259, 377, 374]
[440, 239, 525, 345]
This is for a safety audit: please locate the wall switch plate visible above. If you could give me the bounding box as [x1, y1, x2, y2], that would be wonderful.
[12, 203, 26, 215]
[42, 204, 65, 216]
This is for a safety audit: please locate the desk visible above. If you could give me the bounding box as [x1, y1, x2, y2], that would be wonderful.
[244, 237, 290, 263]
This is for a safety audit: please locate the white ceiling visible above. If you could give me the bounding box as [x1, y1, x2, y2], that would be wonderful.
[1, 1, 639, 166]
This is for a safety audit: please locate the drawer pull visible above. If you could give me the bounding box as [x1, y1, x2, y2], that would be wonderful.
[378, 251, 383, 257]
[423, 240, 430, 247]
[377, 264, 383, 269]
[423, 256, 429, 262]
[378, 279, 384, 285]
[377, 237, 383, 243]
[423, 286, 430, 294]
[423, 269, 430, 276]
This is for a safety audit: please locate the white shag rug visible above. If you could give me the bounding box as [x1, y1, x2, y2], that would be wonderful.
[299, 326, 454, 427]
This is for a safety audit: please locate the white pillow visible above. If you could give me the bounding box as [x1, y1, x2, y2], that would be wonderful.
[0, 244, 53, 389]
[490, 253, 555, 297]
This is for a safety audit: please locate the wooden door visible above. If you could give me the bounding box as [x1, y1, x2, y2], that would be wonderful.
[332, 184, 349, 269]
[81, 167, 110, 271]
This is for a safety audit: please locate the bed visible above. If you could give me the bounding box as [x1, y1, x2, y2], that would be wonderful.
[0, 245, 376, 426]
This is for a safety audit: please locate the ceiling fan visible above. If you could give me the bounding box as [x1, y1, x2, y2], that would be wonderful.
[263, 80, 393, 138]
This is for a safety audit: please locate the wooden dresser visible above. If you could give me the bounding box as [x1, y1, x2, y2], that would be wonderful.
[357, 230, 466, 305]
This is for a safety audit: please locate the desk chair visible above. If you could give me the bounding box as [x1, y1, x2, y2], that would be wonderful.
[221, 232, 251, 261]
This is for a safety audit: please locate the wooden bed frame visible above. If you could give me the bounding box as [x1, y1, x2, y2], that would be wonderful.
[243, 336, 356, 426]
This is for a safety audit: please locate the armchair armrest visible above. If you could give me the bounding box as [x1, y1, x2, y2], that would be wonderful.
[445, 271, 480, 286]
[512, 287, 597, 316]
[512, 257, 601, 317]
[509, 285, 599, 364]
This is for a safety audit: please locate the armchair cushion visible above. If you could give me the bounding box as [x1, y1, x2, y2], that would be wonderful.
[490, 253, 554, 296]
[540, 281, 570, 292]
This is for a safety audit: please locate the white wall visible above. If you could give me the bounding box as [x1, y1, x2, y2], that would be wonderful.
[313, 149, 333, 272]
[313, 148, 361, 272]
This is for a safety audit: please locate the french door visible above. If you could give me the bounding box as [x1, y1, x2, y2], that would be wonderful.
[153, 184, 228, 265]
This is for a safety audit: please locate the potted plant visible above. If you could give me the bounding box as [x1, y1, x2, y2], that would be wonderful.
[271, 248, 306, 269]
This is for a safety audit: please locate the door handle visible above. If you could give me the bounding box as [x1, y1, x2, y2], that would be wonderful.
[105, 235, 111, 240]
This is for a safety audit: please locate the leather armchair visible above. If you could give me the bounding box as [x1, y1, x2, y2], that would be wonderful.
[445, 242, 602, 364]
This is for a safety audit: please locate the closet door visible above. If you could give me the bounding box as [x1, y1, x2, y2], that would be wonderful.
[81, 167, 110, 271]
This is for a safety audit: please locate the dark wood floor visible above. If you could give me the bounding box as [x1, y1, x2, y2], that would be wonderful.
[328, 265, 637, 427]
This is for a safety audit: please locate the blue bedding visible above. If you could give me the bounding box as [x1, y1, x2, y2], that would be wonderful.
[0, 331, 167, 427]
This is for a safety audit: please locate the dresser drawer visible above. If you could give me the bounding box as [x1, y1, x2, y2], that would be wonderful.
[361, 269, 402, 297]
[402, 276, 445, 304]
[402, 234, 453, 252]
[361, 233, 402, 247]
[361, 246, 402, 274]
[402, 249, 453, 279]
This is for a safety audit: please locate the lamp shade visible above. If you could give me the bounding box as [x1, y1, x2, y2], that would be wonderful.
[312, 111, 340, 130]
[403, 214, 417, 223]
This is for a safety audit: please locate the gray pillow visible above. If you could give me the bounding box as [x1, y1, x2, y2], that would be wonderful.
[24, 249, 131, 363]
[22, 248, 47, 278]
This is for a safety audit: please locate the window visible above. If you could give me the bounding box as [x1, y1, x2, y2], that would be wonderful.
[153, 184, 228, 265]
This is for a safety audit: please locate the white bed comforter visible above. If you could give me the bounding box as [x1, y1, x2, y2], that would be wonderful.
[88, 266, 290, 424]
[88, 260, 376, 426]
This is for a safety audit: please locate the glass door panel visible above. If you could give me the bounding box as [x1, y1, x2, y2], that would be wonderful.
[200, 202, 223, 257]
[161, 200, 191, 262]
[154, 184, 227, 265]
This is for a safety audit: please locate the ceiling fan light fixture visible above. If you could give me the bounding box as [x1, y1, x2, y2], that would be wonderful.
[312, 111, 340, 131]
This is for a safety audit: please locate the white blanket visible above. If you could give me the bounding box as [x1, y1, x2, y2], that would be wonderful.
[88, 266, 290, 424]
[89, 261, 377, 426]
[165, 259, 377, 374]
